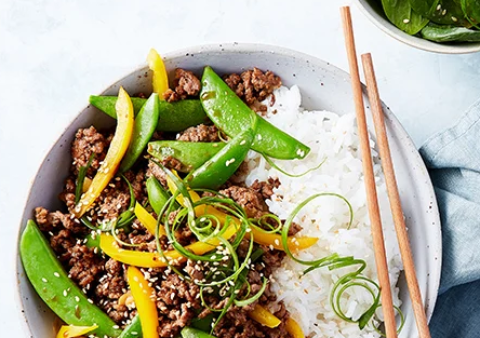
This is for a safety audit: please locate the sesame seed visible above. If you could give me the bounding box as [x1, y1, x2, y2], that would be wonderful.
[442, 9, 447, 15]
[269, 244, 274, 250]
[42, 278, 48, 283]
[75, 296, 80, 302]
[257, 135, 262, 140]
[88, 299, 94, 304]
[451, 16, 458, 22]
[436, 4, 441, 10]
[240, 140, 246, 145]
[403, 19, 410, 24]
[63, 290, 68, 297]
[274, 239, 280, 246]
[113, 325, 120, 329]
[53, 272, 60, 278]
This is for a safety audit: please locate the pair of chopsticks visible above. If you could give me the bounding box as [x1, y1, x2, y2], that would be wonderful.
[340, 6, 431, 338]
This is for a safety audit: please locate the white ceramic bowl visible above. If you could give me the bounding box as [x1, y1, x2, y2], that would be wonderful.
[356, 0, 480, 54]
[15, 43, 442, 338]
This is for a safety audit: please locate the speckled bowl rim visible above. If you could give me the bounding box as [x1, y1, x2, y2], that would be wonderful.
[356, 0, 480, 54]
[14, 42, 442, 337]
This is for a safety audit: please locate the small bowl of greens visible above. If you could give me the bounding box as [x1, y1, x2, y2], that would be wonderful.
[357, 0, 480, 54]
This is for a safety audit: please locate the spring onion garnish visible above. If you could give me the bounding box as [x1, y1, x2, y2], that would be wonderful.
[75, 153, 95, 204]
[262, 154, 326, 178]
[372, 305, 405, 336]
[248, 214, 283, 234]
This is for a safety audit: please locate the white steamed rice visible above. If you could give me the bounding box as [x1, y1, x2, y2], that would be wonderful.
[243, 85, 403, 337]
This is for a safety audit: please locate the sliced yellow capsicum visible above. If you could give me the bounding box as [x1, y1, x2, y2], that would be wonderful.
[166, 172, 318, 252]
[248, 304, 281, 328]
[127, 266, 159, 338]
[73, 87, 134, 218]
[56, 324, 98, 338]
[147, 48, 169, 98]
[134, 203, 166, 236]
[249, 228, 318, 251]
[100, 218, 238, 269]
[285, 317, 304, 338]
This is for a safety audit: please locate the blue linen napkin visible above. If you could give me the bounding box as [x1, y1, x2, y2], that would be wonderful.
[419, 99, 480, 338]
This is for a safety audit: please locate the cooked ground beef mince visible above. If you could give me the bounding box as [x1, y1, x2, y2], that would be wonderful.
[32, 68, 296, 338]
[224, 68, 282, 114]
[177, 124, 220, 142]
[163, 68, 202, 103]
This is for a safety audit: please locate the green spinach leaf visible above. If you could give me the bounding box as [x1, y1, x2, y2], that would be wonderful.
[382, 0, 430, 35]
[421, 22, 480, 41]
[425, 0, 471, 27]
[461, 0, 480, 27]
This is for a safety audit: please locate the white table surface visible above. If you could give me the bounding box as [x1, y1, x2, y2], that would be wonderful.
[1, 0, 479, 336]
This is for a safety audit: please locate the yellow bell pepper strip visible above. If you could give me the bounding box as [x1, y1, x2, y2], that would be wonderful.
[56, 324, 98, 338]
[134, 202, 166, 236]
[101, 233, 174, 268]
[147, 48, 169, 97]
[249, 228, 318, 251]
[285, 318, 304, 338]
[127, 266, 159, 338]
[100, 221, 238, 269]
[73, 87, 134, 218]
[166, 173, 318, 252]
[82, 177, 92, 193]
[248, 304, 281, 328]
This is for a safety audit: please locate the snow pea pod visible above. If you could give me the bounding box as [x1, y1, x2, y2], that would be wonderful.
[119, 315, 143, 338]
[200, 66, 310, 160]
[90, 96, 208, 132]
[148, 141, 226, 173]
[20, 220, 122, 338]
[186, 128, 254, 190]
[181, 327, 216, 338]
[120, 94, 160, 172]
[146, 176, 172, 214]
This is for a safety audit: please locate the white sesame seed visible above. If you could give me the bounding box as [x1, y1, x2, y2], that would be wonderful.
[42, 278, 48, 283]
[451, 16, 458, 22]
[436, 4, 441, 10]
[274, 239, 280, 246]
[240, 140, 246, 145]
[75, 296, 80, 302]
[442, 9, 447, 15]
[403, 19, 410, 24]
[88, 299, 94, 304]
[63, 290, 68, 297]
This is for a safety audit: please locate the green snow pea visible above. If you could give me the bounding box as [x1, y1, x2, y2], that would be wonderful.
[20, 220, 122, 338]
[200, 66, 310, 160]
[186, 128, 254, 190]
[120, 94, 160, 172]
[421, 23, 480, 41]
[146, 176, 173, 214]
[90, 96, 208, 132]
[119, 315, 143, 338]
[181, 327, 216, 338]
[148, 141, 226, 173]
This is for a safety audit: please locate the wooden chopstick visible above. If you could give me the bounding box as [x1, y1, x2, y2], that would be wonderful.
[361, 53, 432, 338]
[340, 6, 398, 338]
